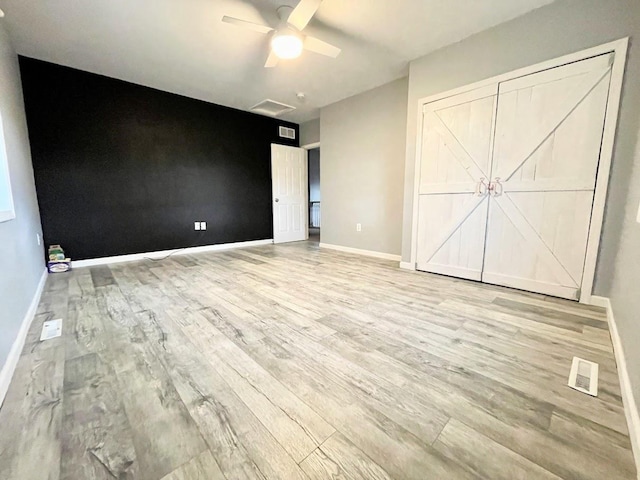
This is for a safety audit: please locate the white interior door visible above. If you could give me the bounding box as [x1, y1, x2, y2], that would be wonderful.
[271, 144, 308, 244]
[415, 85, 497, 280]
[482, 54, 613, 299]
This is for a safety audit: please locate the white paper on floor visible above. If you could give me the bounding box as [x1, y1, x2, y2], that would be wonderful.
[40, 319, 62, 341]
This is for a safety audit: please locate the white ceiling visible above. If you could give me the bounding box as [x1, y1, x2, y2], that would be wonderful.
[0, 0, 555, 123]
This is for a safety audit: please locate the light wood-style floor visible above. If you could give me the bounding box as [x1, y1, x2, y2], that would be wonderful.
[0, 241, 636, 479]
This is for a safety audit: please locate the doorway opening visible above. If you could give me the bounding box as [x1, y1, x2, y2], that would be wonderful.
[308, 147, 320, 244]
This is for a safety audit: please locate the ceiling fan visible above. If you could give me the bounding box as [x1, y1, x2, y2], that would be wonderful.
[222, 0, 341, 68]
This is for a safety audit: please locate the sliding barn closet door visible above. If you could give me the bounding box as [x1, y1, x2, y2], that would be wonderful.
[415, 86, 497, 280]
[482, 54, 613, 299]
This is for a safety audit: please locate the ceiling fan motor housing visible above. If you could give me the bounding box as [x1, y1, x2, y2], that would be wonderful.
[276, 5, 295, 24]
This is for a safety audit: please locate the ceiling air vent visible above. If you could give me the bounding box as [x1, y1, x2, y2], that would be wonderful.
[279, 126, 296, 140]
[250, 99, 296, 117]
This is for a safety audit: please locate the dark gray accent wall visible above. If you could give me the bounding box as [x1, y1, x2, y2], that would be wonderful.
[0, 25, 44, 371]
[19, 57, 299, 261]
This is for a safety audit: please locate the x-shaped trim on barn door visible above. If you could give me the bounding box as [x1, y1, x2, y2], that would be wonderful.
[420, 111, 491, 263]
[422, 65, 612, 282]
[486, 67, 612, 287]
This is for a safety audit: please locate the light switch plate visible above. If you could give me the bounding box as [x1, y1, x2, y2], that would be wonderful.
[194, 222, 201, 231]
[201, 222, 207, 230]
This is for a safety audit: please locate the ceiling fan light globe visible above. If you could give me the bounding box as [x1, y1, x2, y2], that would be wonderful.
[271, 33, 303, 60]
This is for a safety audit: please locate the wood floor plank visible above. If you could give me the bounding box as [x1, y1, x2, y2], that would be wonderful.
[300, 432, 393, 480]
[547, 410, 635, 471]
[109, 266, 150, 314]
[174, 311, 333, 462]
[441, 298, 613, 352]
[263, 324, 451, 445]
[433, 419, 563, 480]
[209, 352, 320, 463]
[135, 309, 310, 480]
[182, 315, 336, 446]
[64, 280, 109, 361]
[199, 306, 266, 346]
[245, 337, 477, 480]
[115, 341, 207, 480]
[0, 345, 65, 480]
[90, 266, 116, 288]
[61, 352, 138, 479]
[492, 297, 608, 330]
[458, 317, 618, 372]
[94, 285, 208, 480]
[318, 329, 555, 431]
[159, 450, 226, 480]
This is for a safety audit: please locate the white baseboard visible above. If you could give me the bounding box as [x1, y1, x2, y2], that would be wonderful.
[399, 261, 415, 270]
[72, 239, 274, 268]
[0, 268, 48, 407]
[592, 295, 640, 479]
[319, 243, 401, 262]
[589, 295, 609, 309]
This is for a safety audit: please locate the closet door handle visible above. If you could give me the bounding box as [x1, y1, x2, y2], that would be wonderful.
[476, 178, 488, 197]
[491, 177, 503, 196]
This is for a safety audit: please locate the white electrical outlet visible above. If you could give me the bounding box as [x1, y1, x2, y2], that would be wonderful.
[36, 233, 41, 246]
[194, 222, 201, 231]
[356, 223, 362, 232]
[200, 221, 207, 231]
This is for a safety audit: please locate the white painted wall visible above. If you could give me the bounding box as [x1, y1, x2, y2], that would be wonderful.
[399, 0, 640, 414]
[0, 22, 45, 368]
[320, 77, 408, 255]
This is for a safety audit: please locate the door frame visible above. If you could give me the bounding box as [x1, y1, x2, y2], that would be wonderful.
[302, 141, 320, 233]
[409, 37, 629, 304]
[301, 141, 320, 150]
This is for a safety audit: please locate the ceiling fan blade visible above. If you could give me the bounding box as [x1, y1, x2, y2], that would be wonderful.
[287, 0, 322, 31]
[222, 16, 274, 34]
[265, 50, 279, 68]
[303, 36, 341, 58]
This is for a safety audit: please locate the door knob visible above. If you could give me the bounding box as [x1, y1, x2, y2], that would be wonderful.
[275, 198, 279, 202]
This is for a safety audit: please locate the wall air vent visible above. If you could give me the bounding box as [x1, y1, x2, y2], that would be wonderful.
[279, 126, 296, 140]
[250, 99, 296, 117]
